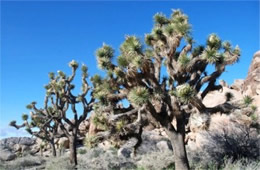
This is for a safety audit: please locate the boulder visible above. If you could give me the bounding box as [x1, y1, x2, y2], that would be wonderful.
[137, 131, 170, 155]
[0, 148, 16, 161]
[58, 137, 70, 149]
[0, 137, 35, 148]
[243, 51, 260, 96]
[230, 79, 244, 91]
[19, 137, 36, 146]
[117, 147, 132, 158]
[98, 140, 112, 150]
[156, 141, 172, 152]
[203, 86, 243, 107]
[118, 138, 138, 158]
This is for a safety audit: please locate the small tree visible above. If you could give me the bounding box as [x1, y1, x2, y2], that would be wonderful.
[10, 102, 61, 157]
[94, 9, 241, 170]
[11, 60, 94, 166]
[41, 60, 94, 165]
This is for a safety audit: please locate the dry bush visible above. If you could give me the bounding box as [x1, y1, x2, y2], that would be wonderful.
[0, 155, 45, 170]
[188, 121, 260, 169]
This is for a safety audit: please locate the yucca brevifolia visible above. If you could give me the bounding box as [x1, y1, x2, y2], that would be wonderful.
[10, 102, 61, 157]
[94, 9, 240, 170]
[41, 60, 94, 166]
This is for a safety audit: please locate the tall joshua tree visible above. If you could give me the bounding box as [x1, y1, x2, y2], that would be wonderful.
[10, 103, 60, 157]
[42, 60, 94, 165]
[94, 9, 240, 170]
[11, 60, 94, 166]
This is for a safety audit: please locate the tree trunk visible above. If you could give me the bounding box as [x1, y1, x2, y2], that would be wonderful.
[164, 117, 190, 170]
[50, 139, 56, 157]
[69, 130, 77, 166]
[166, 128, 190, 170]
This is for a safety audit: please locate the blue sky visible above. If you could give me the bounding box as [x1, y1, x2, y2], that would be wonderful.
[0, 1, 259, 139]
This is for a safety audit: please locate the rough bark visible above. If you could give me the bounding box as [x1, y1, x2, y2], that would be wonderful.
[50, 139, 56, 157]
[69, 129, 78, 166]
[165, 126, 190, 170]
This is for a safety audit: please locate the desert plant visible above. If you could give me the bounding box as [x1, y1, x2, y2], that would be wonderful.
[84, 135, 99, 148]
[243, 95, 253, 106]
[10, 105, 60, 157]
[78, 148, 87, 155]
[199, 123, 259, 167]
[94, 9, 240, 170]
[11, 60, 95, 166]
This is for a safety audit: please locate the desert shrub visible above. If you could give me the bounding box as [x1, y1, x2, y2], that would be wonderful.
[1, 155, 45, 170]
[243, 95, 253, 106]
[222, 158, 260, 170]
[45, 156, 75, 170]
[77, 147, 136, 170]
[136, 151, 174, 170]
[190, 157, 260, 170]
[78, 148, 87, 155]
[84, 135, 99, 148]
[188, 122, 260, 168]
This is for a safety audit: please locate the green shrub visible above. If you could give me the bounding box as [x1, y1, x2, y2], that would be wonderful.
[78, 148, 87, 155]
[243, 95, 253, 107]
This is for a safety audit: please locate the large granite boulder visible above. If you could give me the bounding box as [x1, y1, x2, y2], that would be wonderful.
[0, 137, 36, 148]
[0, 137, 36, 159]
[242, 51, 260, 96]
[0, 147, 16, 161]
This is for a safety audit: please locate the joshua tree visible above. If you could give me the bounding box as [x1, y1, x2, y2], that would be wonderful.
[10, 103, 60, 157]
[41, 60, 94, 165]
[94, 9, 241, 170]
[11, 60, 94, 166]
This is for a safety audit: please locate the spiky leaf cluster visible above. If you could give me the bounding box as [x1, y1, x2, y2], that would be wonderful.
[84, 135, 99, 148]
[91, 74, 102, 86]
[48, 72, 55, 80]
[207, 34, 221, 50]
[128, 86, 150, 106]
[9, 120, 16, 126]
[120, 36, 142, 55]
[222, 41, 232, 52]
[243, 95, 253, 107]
[176, 84, 195, 103]
[22, 114, 28, 121]
[115, 119, 127, 131]
[178, 54, 190, 67]
[96, 44, 114, 70]
[93, 83, 110, 100]
[154, 13, 169, 26]
[69, 60, 79, 69]
[233, 45, 241, 56]
[118, 36, 145, 69]
[92, 113, 109, 131]
[202, 47, 220, 64]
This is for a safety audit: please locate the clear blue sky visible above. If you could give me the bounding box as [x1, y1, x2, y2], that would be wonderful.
[0, 1, 259, 138]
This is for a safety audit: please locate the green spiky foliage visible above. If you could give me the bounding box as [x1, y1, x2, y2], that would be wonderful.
[128, 86, 150, 106]
[115, 119, 127, 131]
[93, 9, 241, 170]
[243, 95, 253, 107]
[176, 84, 195, 103]
[207, 34, 221, 50]
[251, 105, 257, 113]
[96, 44, 114, 70]
[9, 120, 16, 126]
[178, 54, 190, 67]
[22, 114, 28, 121]
[92, 113, 109, 131]
[84, 135, 99, 148]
